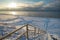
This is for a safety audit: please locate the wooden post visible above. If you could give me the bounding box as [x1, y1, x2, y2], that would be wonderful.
[26, 24, 29, 40]
[38, 29, 40, 40]
[38, 29, 39, 36]
[34, 27, 36, 36]
[34, 27, 36, 40]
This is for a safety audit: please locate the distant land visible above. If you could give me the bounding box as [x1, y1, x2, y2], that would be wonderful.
[0, 8, 60, 12]
[0, 8, 60, 18]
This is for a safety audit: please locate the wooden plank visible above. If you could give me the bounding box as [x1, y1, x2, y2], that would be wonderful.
[0, 25, 26, 40]
[16, 31, 27, 40]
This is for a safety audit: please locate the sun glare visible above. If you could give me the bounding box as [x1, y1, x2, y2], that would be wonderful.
[8, 2, 17, 8]
[11, 12, 16, 15]
[9, 12, 16, 15]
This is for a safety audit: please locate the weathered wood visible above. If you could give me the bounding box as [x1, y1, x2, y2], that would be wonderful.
[26, 24, 29, 40]
[16, 31, 27, 40]
[0, 25, 26, 40]
[0, 24, 46, 40]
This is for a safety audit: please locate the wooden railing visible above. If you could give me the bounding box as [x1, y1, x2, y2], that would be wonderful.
[0, 24, 46, 40]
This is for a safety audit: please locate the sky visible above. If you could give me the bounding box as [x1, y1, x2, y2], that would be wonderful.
[0, 0, 60, 11]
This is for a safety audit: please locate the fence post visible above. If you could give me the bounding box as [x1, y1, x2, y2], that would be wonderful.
[34, 27, 36, 40]
[38, 29, 40, 40]
[26, 24, 29, 40]
[38, 29, 39, 36]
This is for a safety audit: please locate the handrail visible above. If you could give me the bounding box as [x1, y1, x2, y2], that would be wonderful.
[0, 24, 26, 40]
[28, 24, 46, 34]
[0, 24, 46, 40]
[16, 31, 27, 40]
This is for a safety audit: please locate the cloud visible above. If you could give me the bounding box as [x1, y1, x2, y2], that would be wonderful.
[42, 0, 60, 10]
[0, 1, 44, 9]
[0, 0, 60, 11]
[31, 1, 44, 7]
[17, 3, 29, 8]
[17, 1, 44, 8]
[17, 0, 60, 11]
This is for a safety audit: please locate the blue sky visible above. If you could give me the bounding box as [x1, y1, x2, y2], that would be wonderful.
[0, 0, 56, 3]
[0, 0, 58, 3]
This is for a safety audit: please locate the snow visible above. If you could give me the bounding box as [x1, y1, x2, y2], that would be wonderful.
[0, 15, 60, 40]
